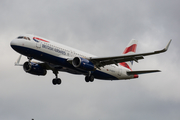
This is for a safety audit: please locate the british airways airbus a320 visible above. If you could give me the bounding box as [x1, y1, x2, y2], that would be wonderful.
[10, 34, 171, 85]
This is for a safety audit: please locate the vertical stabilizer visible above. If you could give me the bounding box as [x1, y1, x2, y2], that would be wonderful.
[119, 39, 138, 70]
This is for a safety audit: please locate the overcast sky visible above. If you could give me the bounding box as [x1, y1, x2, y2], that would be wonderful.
[0, 0, 180, 120]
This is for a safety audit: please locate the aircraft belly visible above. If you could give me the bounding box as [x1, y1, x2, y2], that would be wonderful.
[11, 45, 131, 80]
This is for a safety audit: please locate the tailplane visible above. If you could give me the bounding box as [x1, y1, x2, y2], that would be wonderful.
[119, 39, 138, 70]
[127, 70, 161, 75]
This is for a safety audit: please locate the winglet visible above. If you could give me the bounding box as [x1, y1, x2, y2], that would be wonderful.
[164, 39, 172, 51]
[154, 39, 172, 54]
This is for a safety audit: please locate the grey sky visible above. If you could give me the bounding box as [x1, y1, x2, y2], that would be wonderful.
[0, 0, 180, 120]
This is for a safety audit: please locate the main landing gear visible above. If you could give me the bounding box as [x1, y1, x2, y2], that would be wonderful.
[52, 70, 61, 85]
[85, 75, 94, 82]
[27, 57, 62, 85]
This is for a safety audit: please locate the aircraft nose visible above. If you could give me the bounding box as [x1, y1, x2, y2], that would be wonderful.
[10, 39, 20, 51]
[10, 39, 17, 47]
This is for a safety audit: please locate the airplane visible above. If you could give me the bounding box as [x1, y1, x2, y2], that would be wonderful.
[10, 34, 172, 85]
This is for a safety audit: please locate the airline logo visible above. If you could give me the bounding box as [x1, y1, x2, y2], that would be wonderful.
[120, 42, 137, 70]
[33, 37, 49, 43]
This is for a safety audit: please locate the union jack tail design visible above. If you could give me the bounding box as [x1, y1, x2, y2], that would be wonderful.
[119, 39, 138, 70]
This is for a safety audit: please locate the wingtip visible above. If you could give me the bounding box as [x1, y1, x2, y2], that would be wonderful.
[164, 39, 172, 51]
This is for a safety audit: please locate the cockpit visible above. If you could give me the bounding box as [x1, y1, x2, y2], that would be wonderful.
[17, 36, 31, 40]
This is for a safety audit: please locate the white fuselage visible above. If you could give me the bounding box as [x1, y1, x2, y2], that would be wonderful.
[11, 34, 135, 80]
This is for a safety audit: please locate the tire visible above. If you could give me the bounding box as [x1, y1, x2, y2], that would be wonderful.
[52, 79, 57, 85]
[89, 75, 94, 82]
[85, 76, 89, 82]
[57, 78, 61, 85]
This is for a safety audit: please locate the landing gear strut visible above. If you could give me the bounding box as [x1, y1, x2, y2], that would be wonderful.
[26, 57, 33, 69]
[52, 70, 61, 85]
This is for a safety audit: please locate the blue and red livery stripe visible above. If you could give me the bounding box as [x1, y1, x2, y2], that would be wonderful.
[33, 37, 49, 43]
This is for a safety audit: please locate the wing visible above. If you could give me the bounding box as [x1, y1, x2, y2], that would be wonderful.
[39, 62, 83, 74]
[89, 40, 172, 68]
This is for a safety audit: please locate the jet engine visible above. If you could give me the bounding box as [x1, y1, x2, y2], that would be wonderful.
[23, 62, 47, 76]
[72, 57, 96, 71]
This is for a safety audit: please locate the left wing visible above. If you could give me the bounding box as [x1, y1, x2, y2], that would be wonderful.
[89, 40, 171, 68]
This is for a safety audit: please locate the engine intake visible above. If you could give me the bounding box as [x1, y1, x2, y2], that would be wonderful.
[23, 62, 47, 76]
[72, 57, 96, 71]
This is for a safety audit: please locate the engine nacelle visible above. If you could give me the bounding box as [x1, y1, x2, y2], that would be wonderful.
[23, 62, 47, 76]
[72, 57, 96, 71]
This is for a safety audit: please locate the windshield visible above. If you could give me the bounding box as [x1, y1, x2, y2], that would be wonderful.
[17, 36, 30, 40]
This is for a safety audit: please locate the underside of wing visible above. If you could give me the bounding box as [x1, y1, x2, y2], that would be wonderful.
[90, 55, 144, 68]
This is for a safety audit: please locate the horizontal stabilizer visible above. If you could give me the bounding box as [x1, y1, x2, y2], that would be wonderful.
[127, 70, 161, 75]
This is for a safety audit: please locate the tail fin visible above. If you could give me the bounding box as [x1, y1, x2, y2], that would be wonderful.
[119, 39, 138, 70]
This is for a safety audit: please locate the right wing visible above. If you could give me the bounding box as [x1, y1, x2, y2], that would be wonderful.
[89, 40, 172, 68]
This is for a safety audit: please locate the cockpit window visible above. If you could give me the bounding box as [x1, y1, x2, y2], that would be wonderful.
[17, 36, 24, 39]
[17, 36, 30, 40]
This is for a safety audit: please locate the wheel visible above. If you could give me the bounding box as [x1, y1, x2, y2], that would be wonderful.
[52, 78, 62, 85]
[85, 75, 94, 82]
[85, 76, 89, 82]
[57, 78, 61, 85]
[89, 75, 94, 82]
[52, 78, 57, 85]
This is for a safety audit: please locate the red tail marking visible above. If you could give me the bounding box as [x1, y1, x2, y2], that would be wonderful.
[119, 62, 132, 71]
[123, 44, 137, 54]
